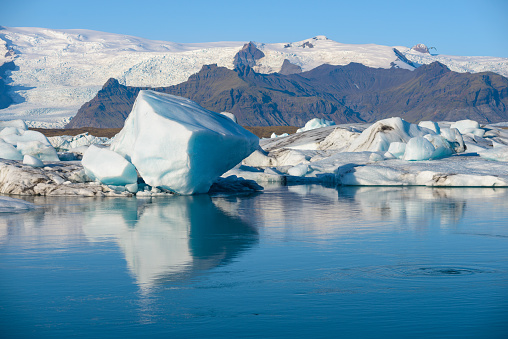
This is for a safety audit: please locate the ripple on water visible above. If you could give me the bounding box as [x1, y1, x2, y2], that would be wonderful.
[398, 266, 487, 277]
[351, 265, 497, 279]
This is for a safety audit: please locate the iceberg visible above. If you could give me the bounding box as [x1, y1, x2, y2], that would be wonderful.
[418, 121, 440, 134]
[23, 155, 44, 167]
[0, 120, 27, 131]
[5, 114, 508, 196]
[386, 142, 406, 159]
[478, 146, 508, 162]
[0, 140, 23, 160]
[403, 137, 435, 161]
[346, 117, 433, 152]
[82, 145, 138, 186]
[227, 116, 508, 188]
[0, 121, 60, 162]
[110, 90, 258, 194]
[439, 128, 465, 153]
[271, 132, 289, 138]
[297, 118, 336, 133]
[17, 140, 59, 161]
[48, 133, 111, 152]
[451, 119, 480, 134]
[424, 134, 454, 159]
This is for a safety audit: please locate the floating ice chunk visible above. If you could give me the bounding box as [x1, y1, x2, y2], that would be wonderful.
[462, 128, 486, 137]
[369, 153, 384, 162]
[220, 112, 238, 123]
[0, 129, 59, 161]
[0, 127, 24, 137]
[462, 134, 492, 153]
[48, 133, 111, 151]
[0, 120, 27, 131]
[0, 195, 35, 213]
[440, 128, 465, 153]
[1, 130, 52, 147]
[243, 148, 276, 167]
[288, 164, 311, 176]
[347, 117, 433, 153]
[296, 118, 336, 133]
[423, 134, 454, 159]
[110, 90, 258, 194]
[464, 144, 488, 153]
[418, 121, 440, 134]
[339, 165, 405, 186]
[0, 140, 23, 160]
[125, 183, 139, 193]
[23, 155, 44, 167]
[478, 146, 508, 162]
[82, 145, 138, 186]
[403, 137, 435, 161]
[384, 152, 396, 159]
[387, 142, 406, 159]
[271, 132, 289, 138]
[451, 120, 480, 134]
[17, 140, 59, 161]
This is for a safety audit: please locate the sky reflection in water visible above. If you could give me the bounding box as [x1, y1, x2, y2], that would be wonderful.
[0, 185, 507, 338]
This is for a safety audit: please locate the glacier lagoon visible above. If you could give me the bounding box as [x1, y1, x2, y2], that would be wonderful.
[1, 185, 508, 338]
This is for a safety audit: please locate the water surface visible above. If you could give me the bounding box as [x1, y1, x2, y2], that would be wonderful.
[1, 185, 507, 338]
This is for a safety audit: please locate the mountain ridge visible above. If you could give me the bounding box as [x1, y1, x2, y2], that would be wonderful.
[66, 61, 508, 128]
[2, 26, 508, 127]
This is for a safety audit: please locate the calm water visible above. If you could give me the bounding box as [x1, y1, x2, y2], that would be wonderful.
[1, 185, 507, 338]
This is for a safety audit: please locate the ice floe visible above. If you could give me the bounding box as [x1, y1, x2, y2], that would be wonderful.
[48, 133, 111, 152]
[0, 120, 60, 161]
[3, 114, 508, 196]
[296, 118, 336, 133]
[231, 117, 508, 187]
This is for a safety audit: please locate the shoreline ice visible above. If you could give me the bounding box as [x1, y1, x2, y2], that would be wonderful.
[2, 112, 508, 197]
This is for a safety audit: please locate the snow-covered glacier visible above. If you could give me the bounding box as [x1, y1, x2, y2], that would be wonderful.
[1, 26, 507, 128]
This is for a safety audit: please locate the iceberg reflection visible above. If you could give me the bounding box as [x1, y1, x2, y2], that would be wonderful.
[226, 185, 508, 238]
[82, 196, 258, 288]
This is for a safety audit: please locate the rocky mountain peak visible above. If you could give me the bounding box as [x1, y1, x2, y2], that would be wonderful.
[279, 59, 302, 75]
[411, 44, 430, 54]
[233, 42, 265, 69]
[102, 78, 120, 89]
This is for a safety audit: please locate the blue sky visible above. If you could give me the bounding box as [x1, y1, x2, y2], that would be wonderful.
[1, 0, 507, 57]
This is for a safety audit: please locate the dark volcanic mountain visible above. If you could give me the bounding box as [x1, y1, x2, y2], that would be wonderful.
[233, 42, 265, 68]
[66, 62, 508, 128]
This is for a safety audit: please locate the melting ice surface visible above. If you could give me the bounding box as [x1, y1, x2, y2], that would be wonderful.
[1, 185, 508, 338]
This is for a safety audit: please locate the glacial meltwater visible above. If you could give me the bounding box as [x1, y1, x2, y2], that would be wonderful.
[1, 185, 507, 338]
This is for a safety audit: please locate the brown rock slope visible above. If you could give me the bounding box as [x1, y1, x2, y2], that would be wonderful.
[66, 62, 508, 128]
